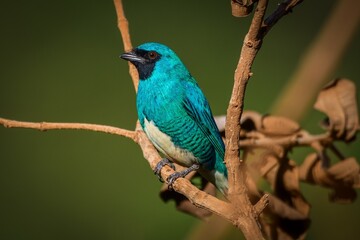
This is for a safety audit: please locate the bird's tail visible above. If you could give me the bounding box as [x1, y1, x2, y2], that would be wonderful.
[215, 152, 228, 195]
[198, 153, 228, 195]
[213, 170, 228, 195]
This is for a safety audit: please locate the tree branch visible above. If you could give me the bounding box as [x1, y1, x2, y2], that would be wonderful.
[224, 0, 305, 203]
[113, 0, 139, 91]
[261, 0, 304, 37]
[223, 0, 305, 238]
[225, 0, 268, 198]
[224, 0, 269, 239]
[0, 117, 136, 140]
[239, 131, 332, 148]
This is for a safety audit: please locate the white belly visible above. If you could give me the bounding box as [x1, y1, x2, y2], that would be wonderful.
[143, 118, 197, 167]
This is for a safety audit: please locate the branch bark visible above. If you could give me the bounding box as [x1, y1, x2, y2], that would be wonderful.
[224, 0, 305, 238]
[261, 0, 304, 36]
[224, 1, 269, 238]
[239, 131, 332, 148]
[225, 0, 268, 197]
[0, 117, 136, 140]
[113, 0, 139, 91]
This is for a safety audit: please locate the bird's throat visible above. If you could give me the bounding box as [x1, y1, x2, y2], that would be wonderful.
[133, 61, 156, 80]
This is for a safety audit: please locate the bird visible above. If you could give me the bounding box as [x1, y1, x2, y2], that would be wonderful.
[120, 42, 228, 195]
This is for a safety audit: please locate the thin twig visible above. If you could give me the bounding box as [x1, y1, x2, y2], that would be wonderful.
[225, 0, 268, 198]
[113, 0, 139, 91]
[223, 0, 305, 238]
[224, 0, 306, 202]
[0, 117, 136, 140]
[261, 0, 304, 37]
[239, 131, 332, 148]
[224, 0, 269, 239]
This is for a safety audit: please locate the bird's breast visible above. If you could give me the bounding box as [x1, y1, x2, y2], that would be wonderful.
[137, 80, 214, 167]
[143, 118, 197, 167]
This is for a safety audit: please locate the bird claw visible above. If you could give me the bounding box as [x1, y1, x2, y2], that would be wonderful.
[166, 164, 199, 190]
[166, 172, 184, 189]
[154, 158, 175, 182]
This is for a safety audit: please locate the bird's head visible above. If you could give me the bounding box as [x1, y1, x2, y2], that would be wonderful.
[120, 42, 189, 81]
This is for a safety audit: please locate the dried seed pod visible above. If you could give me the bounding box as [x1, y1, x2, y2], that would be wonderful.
[260, 115, 301, 136]
[314, 78, 359, 141]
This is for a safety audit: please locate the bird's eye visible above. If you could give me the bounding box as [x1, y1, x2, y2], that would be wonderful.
[148, 51, 158, 59]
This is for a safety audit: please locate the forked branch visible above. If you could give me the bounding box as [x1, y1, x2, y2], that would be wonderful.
[0, 0, 307, 239]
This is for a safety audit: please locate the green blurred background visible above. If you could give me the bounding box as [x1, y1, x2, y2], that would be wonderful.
[0, 1, 359, 239]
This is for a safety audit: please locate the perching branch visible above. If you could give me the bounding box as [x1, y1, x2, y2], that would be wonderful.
[136, 130, 241, 225]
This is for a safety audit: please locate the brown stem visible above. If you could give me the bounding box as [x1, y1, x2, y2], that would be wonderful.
[0, 117, 136, 140]
[224, 0, 305, 238]
[261, 0, 304, 37]
[224, 0, 269, 239]
[239, 131, 332, 148]
[225, 0, 268, 200]
[113, 0, 139, 91]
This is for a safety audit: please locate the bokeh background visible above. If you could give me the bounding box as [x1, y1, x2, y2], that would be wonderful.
[0, 1, 359, 239]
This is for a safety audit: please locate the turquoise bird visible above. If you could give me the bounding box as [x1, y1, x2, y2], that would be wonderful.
[121, 42, 228, 195]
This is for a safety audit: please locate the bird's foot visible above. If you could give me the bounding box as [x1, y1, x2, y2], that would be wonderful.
[167, 164, 199, 190]
[154, 158, 175, 182]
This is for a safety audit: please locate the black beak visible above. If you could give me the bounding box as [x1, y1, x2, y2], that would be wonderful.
[120, 51, 145, 64]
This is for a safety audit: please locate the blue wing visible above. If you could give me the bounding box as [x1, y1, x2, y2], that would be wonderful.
[182, 81, 225, 160]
